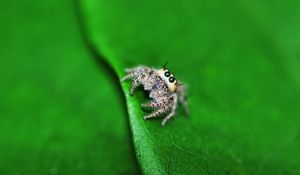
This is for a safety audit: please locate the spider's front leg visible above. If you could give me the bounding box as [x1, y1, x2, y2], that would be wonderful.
[161, 94, 178, 126]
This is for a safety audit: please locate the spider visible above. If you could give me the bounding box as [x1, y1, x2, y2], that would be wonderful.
[121, 63, 189, 126]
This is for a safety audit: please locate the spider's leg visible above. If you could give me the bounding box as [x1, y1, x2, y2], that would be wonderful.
[130, 78, 141, 95]
[121, 71, 140, 95]
[141, 100, 159, 109]
[141, 97, 173, 110]
[161, 95, 178, 126]
[121, 73, 135, 82]
[144, 105, 171, 119]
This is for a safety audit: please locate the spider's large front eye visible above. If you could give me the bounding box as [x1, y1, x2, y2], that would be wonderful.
[164, 71, 170, 77]
[169, 77, 175, 83]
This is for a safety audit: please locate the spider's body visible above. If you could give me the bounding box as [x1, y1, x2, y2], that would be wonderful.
[121, 65, 189, 126]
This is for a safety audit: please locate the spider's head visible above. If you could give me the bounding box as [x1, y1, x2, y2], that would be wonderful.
[157, 66, 178, 93]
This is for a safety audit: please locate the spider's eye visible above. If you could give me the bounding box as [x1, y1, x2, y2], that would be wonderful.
[169, 77, 175, 83]
[164, 71, 170, 77]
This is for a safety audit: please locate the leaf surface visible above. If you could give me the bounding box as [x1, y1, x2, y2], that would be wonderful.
[80, 0, 300, 174]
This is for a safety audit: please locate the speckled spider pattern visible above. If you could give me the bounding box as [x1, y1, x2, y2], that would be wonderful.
[121, 64, 189, 126]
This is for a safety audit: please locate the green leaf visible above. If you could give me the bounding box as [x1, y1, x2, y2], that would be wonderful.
[0, 1, 138, 174]
[80, 0, 300, 174]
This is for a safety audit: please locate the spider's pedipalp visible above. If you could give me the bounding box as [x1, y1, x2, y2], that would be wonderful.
[176, 84, 189, 116]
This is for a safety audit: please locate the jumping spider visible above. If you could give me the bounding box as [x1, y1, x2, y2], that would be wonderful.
[121, 63, 189, 126]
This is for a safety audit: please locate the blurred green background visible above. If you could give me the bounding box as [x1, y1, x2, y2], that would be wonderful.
[0, 0, 139, 174]
[1, 0, 300, 174]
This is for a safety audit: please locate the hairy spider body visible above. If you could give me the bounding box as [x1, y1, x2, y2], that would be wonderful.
[121, 65, 188, 126]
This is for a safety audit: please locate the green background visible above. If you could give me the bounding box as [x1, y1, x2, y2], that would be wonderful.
[0, 1, 138, 174]
[1, 0, 300, 174]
